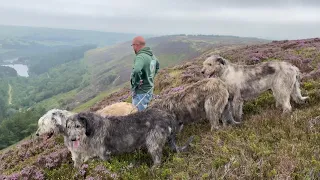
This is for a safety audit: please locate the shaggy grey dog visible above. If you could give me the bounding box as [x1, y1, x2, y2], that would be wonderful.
[201, 55, 309, 121]
[150, 78, 240, 131]
[62, 108, 194, 168]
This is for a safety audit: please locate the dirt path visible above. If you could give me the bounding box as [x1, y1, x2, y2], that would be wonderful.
[8, 83, 12, 105]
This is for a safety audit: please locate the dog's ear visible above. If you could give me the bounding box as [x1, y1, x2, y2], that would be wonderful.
[77, 113, 93, 136]
[216, 57, 226, 65]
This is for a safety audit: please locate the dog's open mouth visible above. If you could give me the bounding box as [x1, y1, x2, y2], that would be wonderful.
[72, 139, 80, 149]
[44, 131, 54, 140]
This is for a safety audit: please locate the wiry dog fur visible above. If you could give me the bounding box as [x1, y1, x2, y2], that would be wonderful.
[63, 109, 194, 168]
[150, 78, 239, 131]
[96, 102, 138, 117]
[35, 109, 75, 139]
[201, 55, 309, 121]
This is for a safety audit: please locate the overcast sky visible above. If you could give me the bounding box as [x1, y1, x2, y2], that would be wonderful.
[0, 0, 319, 40]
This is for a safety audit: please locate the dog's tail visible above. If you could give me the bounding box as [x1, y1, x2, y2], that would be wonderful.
[291, 68, 309, 103]
[168, 134, 194, 153]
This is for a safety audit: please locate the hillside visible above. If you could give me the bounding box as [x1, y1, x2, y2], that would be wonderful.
[0, 34, 269, 151]
[0, 38, 319, 179]
[66, 34, 268, 110]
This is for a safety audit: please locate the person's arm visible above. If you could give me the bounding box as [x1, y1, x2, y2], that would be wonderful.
[131, 55, 144, 91]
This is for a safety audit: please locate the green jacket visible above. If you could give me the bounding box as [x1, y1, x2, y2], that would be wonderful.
[130, 47, 160, 94]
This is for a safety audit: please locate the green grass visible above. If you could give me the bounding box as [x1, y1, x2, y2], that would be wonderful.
[72, 83, 129, 113]
[157, 54, 187, 68]
[32, 89, 77, 111]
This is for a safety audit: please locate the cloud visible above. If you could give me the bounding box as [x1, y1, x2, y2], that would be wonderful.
[0, 0, 319, 39]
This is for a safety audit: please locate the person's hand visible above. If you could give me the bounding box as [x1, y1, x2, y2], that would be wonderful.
[131, 91, 136, 97]
[138, 80, 143, 89]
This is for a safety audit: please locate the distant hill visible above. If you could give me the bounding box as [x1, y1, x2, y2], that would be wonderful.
[0, 25, 137, 47]
[0, 38, 319, 179]
[0, 25, 138, 61]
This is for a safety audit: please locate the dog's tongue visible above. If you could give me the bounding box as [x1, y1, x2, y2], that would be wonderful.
[73, 140, 80, 148]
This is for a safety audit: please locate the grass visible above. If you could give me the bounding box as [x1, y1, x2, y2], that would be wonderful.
[26, 99, 320, 179]
[157, 54, 187, 68]
[32, 89, 78, 111]
[72, 83, 129, 113]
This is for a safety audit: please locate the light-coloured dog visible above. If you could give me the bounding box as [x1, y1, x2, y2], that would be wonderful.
[201, 55, 309, 121]
[150, 78, 240, 131]
[96, 102, 137, 117]
[35, 109, 75, 139]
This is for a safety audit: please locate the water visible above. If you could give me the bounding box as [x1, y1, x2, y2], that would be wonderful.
[2, 64, 29, 77]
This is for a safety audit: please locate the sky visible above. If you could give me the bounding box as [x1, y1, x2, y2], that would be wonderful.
[0, 0, 319, 40]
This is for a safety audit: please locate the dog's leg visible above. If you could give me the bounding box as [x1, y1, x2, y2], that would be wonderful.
[291, 76, 309, 104]
[273, 86, 292, 113]
[272, 89, 281, 108]
[99, 150, 111, 161]
[232, 91, 243, 122]
[204, 98, 221, 131]
[168, 132, 194, 153]
[146, 129, 167, 168]
[237, 101, 244, 121]
[72, 151, 82, 168]
[221, 101, 240, 126]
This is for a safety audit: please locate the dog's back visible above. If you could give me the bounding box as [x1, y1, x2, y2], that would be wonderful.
[150, 78, 230, 127]
[103, 108, 175, 153]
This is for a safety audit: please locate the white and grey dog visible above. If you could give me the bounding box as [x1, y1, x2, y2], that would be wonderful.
[201, 55, 309, 121]
[35, 109, 75, 139]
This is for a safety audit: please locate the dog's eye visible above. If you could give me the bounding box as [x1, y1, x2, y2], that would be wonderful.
[76, 125, 80, 128]
[208, 63, 212, 66]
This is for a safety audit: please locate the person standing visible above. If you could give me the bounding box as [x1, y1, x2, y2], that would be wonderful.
[130, 36, 159, 111]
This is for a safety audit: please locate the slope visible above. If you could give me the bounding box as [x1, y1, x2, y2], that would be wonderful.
[67, 34, 268, 110]
[0, 38, 319, 179]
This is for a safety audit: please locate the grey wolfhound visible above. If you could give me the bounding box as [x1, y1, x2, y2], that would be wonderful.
[150, 78, 240, 131]
[201, 55, 309, 122]
[62, 108, 194, 168]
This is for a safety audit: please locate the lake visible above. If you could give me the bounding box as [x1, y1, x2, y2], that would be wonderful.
[2, 64, 29, 77]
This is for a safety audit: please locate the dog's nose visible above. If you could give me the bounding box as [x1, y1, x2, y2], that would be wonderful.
[36, 133, 39, 136]
[201, 71, 204, 74]
[71, 138, 76, 141]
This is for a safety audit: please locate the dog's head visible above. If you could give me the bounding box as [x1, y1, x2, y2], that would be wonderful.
[201, 55, 227, 78]
[65, 112, 94, 149]
[35, 109, 72, 140]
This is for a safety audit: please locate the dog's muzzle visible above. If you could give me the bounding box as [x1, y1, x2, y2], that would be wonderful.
[71, 138, 80, 149]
